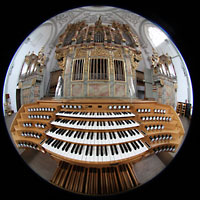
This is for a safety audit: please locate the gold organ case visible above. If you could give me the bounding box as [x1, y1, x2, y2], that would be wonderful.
[10, 17, 184, 195]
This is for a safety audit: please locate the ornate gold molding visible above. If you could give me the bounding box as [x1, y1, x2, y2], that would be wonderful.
[113, 48, 123, 59]
[75, 48, 88, 58]
[91, 46, 109, 57]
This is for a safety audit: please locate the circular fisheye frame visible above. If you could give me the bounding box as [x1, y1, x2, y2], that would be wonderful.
[3, 6, 193, 196]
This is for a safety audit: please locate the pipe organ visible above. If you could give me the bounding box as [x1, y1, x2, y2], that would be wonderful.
[10, 17, 184, 195]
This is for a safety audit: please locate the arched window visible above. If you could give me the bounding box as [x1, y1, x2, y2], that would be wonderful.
[147, 26, 168, 47]
[21, 62, 28, 76]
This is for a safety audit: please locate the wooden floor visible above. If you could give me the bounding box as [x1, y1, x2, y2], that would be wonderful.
[51, 161, 139, 195]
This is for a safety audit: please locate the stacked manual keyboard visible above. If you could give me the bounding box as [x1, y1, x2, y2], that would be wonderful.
[42, 103, 149, 166]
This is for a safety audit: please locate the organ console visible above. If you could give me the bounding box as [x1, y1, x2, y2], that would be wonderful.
[10, 98, 184, 194]
[10, 17, 185, 195]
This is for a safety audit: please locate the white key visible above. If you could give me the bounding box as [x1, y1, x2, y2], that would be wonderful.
[88, 146, 94, 161]
[80, 145, 87, 161]
[114, 145, 122, 160]
[93, 146, 98, 162]
[103, 146, 109, 162]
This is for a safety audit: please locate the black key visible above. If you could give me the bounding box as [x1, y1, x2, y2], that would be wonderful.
[121, 120, 125, 125]
[112, 132, 116, 139]
[58, 129, 64, 134]
[126, 143, 132, 151]
[100, 146, 103, 156]
[50, 127, 57, 133]
[86, 132, 90, 139]
[134, 129, 140, 135]
[109, 132, 112, 139]
[79, 145, 83, 154]
[90, 145, 93, 156]
[45, 137, 52, 144]
[61, 129, 66, 135]
[122, 143, 128, 152]
[138, 140, 144, 147]
[103, 132, 107, 140]
[119, 144, 124, 153]
[96, 146, 99, 156]
[68, 130, 74, 137]
[60, 119, 66, 123]
[114, 145, 118, 154]
[57, 141, 63, 149]
[133, 141, 140, 149]
[51, 139, 58, 147]
[71, 144, 77, 153]
[77, 131, 82, 138]
[91, 132, 94, 140]
[75, 144, 80, 154]
[65, 130, 71, 136]
[55, 128, 61, 134]
[104, 146, 108, 156]
[62, 142, 68, 151]
[110, 145, 114, 155]
[48, 138, 55, 145]
[65, 143, 71, 152]
[120, 131, 125, 138]
[117, 131, 122, 138]
[127, 130, 133, 136]
[74, 131, 79, 138]
[85, 146, 89, 155]
[54, 140, 60, 148]
[130, 142, 137, 150]
[81, 132, 85, 139]
[131, 130, 136, 136]
[123, 131, 128, 137]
